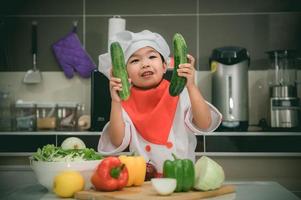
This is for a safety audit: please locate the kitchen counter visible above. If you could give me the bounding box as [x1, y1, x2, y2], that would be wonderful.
[0, 165, 300, 200]
[0, 181, 300, 200]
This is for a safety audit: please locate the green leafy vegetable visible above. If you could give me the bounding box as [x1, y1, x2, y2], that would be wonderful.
[32, 144, 103, 162]
[194, 156, 225, 191]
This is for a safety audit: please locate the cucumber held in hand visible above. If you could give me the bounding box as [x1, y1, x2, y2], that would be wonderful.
[110, 42, 130, 100]
[169, 33, 188, 96]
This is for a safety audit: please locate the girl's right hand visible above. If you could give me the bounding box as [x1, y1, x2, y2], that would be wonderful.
[109, 69, 131, 102]
[109, 76, 122, 103]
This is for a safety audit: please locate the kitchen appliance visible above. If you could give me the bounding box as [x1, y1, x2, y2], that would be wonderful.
[90, 70, 111, 131]
[210, 46, 250, 131]
[267, 50, 300, 129]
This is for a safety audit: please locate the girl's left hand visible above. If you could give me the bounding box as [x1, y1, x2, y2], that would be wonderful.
[177, 54, 196, 88]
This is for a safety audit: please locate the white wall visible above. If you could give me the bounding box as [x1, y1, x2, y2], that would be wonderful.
[0, 72, 91, 114]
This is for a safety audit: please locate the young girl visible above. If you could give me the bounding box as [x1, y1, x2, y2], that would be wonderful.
[98, 30, 222, 173]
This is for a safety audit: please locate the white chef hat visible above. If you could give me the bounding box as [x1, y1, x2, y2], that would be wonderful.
[98, 30, 170, 78]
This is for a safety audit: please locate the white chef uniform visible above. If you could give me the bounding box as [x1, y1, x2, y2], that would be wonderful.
[98, 87, 222, 173]
[97, 29, 222, 172]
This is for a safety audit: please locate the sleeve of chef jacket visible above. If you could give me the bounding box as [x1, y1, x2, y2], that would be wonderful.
[97, 110, 131, 155]
[182, 89, 222, 133]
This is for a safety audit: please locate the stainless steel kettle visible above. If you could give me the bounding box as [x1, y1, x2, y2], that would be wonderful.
[210, 46, 250, 131]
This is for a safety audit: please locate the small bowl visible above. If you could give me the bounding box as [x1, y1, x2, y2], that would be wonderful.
[30, 158, 102, 192]
[151, 178, 177, 195]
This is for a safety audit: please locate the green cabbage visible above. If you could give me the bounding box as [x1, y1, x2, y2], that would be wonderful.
[194, 156, 225, 191]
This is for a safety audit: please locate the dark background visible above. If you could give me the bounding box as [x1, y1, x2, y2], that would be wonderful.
[0, 0, 300, 72]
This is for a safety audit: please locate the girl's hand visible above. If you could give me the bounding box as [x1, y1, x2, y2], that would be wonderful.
[109, 69, 131, 103]
[109, 76, 122, 103]
[177, 54, 196, 89]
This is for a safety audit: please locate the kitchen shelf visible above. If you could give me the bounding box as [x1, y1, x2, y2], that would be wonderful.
[0, 131, 300, 156]
[1, 131, 301, 136]
[203, 132, 301, 136]
[0, 131, 101, 136]
[196, 152, 301, 157]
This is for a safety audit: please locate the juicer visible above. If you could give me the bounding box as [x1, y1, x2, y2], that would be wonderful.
[267, 50, 300, 129]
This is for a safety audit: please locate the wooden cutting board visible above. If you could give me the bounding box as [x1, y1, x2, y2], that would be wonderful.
[75, 182, 235, 200]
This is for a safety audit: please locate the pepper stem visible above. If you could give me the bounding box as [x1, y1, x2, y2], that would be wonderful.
[110, 164, 125, 179]
[172, 153, 178, 160]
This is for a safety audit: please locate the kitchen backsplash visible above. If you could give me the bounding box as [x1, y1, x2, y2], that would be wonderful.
[0, 0, 300, 128]
[1, 70, 300, 126]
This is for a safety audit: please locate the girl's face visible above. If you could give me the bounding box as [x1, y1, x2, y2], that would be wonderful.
[126, 46, 167, 89]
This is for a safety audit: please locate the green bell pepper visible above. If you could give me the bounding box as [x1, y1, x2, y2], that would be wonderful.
[163, 153, 195, 192]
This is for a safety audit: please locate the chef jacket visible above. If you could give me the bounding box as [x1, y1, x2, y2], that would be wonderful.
[98, 88, 222, 173]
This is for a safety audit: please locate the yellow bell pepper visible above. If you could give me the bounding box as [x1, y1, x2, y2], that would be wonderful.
[118, 155, 146, 186]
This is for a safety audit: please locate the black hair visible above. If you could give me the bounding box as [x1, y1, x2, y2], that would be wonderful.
[159, 54, 165, 63]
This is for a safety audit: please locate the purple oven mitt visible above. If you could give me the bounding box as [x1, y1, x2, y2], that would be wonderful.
[52, 30, 96, 78]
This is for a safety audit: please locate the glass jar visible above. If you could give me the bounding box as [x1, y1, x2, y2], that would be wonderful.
[57, 102, 78, 131]
[15, 100, 36, 131]
[36, 103, 57, 131]
[76, 103, 90, 131]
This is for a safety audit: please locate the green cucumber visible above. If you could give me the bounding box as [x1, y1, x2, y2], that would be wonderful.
[110, 42, 131, 100]
[169, 33, 188, 96]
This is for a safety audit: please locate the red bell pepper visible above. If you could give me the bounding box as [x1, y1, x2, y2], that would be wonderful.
[91, 156, 128, 191]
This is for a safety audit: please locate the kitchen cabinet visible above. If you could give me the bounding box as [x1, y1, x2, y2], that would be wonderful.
[0, 132, 100, 155]
[201, 132, 301, 156]
[0, 131, 300, 156]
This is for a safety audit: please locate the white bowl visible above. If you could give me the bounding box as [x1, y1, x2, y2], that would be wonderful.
[151, 178, 177, 195]
[30, 158, 102, 191]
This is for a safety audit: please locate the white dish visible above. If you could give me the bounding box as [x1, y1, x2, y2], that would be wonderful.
[30, 158, 102, 192]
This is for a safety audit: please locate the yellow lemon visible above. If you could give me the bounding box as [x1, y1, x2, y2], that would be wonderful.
[53, 171, 85, 198]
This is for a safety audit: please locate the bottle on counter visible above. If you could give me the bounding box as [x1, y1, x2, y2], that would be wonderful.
[36, 102, 57, 131]
[15, 100, 36, 131]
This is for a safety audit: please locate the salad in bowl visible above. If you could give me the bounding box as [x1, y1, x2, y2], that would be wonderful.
[30, 137, 103, 191]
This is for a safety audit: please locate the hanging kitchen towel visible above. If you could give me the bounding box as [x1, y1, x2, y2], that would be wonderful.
[52, 27, 96, 78]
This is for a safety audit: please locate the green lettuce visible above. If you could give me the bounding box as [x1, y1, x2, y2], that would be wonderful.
[32, 144, 103, 162]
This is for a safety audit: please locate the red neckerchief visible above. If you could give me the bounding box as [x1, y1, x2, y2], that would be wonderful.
[121, 79, 179, 145]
